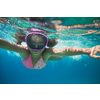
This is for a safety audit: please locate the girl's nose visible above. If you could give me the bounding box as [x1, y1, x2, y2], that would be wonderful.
[35, 44, 38, 48]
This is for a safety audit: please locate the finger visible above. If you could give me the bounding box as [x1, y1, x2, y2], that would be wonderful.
[90, 47, 95, 57]
[92, 55, 100, 59]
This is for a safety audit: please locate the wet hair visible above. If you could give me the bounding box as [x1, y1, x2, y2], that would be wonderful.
[47, 38, 58, 47]
[12, 29, 26, 44]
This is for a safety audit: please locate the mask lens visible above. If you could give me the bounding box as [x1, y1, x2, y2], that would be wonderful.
[26, 33, 48, 51]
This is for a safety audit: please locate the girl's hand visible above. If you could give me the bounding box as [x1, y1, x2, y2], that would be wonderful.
[90, 45, 100, 59]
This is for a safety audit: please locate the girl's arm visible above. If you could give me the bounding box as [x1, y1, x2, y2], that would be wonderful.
[48, 56, 64, 61]
[0, 38, 28, 54]
[47, 46, 100, 59]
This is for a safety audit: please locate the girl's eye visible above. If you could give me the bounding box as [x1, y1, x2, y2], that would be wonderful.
[39, 42, 43, 45]
[31, 42, 35, 45]
[31, 42, 43, 45]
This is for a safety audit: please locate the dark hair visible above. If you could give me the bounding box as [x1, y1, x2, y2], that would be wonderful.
[47, 38, 58, 47]
[13, 29, 58, 48]
[12, 29, 26, 44]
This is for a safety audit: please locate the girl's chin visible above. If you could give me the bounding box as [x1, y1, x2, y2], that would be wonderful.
[32, 50, 41, 54]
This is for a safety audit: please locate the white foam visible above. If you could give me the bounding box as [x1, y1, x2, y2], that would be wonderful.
[21, 42, 27, 47]
[7, 50, 20, 57]
[69, 55, 83, 61]
[54, 39, 83, 48]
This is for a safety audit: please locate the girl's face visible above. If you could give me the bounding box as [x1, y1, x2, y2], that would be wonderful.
[26, 33, 48, 54]
[28, 35, 45, 55]
[30, 35, 45, 48]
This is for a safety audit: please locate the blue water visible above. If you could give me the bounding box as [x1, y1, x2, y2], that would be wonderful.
[0, 17, 100, 84]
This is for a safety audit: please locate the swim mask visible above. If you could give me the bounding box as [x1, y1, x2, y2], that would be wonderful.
[25, 32, 48, 51]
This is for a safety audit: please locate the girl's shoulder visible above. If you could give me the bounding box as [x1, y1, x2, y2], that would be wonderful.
[20, 49, 30, 61]
[42, 48, 53, 62]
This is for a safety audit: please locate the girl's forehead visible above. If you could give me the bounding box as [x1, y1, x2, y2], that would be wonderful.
[31, 35, 44, 41]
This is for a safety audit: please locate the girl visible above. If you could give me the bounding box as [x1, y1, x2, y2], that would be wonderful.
[0, 32, 100, 69]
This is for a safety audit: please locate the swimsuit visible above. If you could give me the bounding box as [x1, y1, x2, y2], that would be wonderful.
[21, 54, 46, 69]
